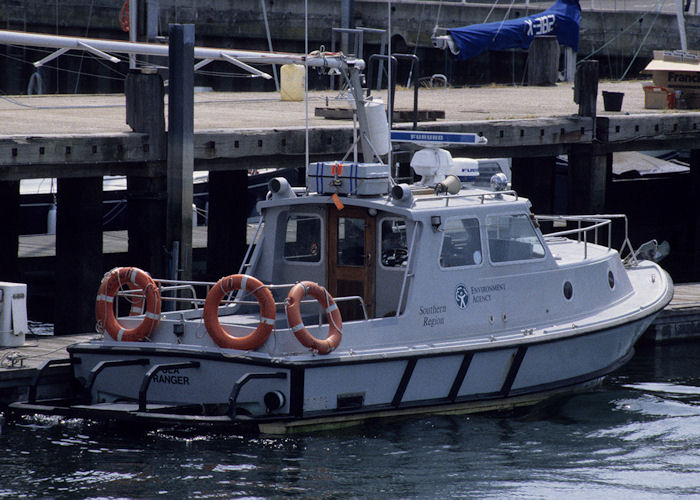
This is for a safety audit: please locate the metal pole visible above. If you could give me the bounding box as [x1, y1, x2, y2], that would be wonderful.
[167, 24, 194, 282]
[259, 0, 279, 91]
[129, 0, 137, 69]
[675, 0, 688, 51]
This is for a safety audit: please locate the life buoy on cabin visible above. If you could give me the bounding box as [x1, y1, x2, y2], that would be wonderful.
[95, 267, 161, 342]
[285, 281, 342, 354]
[203, 274, 276, 350]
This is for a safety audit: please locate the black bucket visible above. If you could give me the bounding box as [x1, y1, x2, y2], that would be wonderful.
[602, 91, 624, 112]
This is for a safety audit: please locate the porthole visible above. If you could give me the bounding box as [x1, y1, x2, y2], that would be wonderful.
[608, 270, 615, 289]
[563, 281, 573, 300]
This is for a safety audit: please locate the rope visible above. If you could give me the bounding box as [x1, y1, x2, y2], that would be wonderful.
[74, 0, 97, 93]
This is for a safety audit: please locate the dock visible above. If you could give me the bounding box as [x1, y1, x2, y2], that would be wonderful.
[2, 79, 700, 335]
[0, 333, 96, 405]
[644, 283, 700, 343]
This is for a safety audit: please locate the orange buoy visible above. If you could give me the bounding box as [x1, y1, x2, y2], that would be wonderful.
[203, 274, 276, 350]
[95, 267, 161, 342]
[285, 281, 342, 354]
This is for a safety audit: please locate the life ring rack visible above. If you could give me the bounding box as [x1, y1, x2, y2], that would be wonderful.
[285, 281, 342, 354]
[203, 274, 276, 350]
[96, 267, 162, 342]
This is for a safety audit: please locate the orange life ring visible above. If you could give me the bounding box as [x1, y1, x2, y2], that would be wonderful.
[203, 274, 276, 350]
[96, 267, 161, 342]
[285, 281, 342, 354]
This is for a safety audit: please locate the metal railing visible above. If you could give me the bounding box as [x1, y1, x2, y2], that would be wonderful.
[413, 189, 519, 206]
[536, 214, 637, 263]
[114, 279, 370, 325]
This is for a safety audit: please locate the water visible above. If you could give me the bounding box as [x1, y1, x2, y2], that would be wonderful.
[1, 342, 699, 499]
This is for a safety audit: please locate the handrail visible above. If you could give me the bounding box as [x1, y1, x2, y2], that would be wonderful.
[396, 221, 420, 318]
[138, 361, 200, 411]
[412, 190, 519, 206]
[227, 371, 287, 419]
[85, 358, 150, 394]
[536, 214, 636, 263]
[28, 358, 81, 403]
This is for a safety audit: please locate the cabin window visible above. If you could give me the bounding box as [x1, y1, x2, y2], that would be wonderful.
[486, 214, 545, 263]
[284, 214, 321, 263]
[380, 218, 408, 268]
[439, 218, 482, 268]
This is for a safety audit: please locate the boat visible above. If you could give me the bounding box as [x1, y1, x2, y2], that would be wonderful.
[7, 47, 673, 435]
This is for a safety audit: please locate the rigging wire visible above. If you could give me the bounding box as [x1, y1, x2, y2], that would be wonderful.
[619, 1, 663, 80]
[579, 0, 667, 62]
[305, 0, 309, 173]
[483, 0, 500, 23]
[491, 0, 517, 43]
[74, 0, 97, 93]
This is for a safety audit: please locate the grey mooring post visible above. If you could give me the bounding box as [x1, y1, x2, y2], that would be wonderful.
[167, 24, 194, 281]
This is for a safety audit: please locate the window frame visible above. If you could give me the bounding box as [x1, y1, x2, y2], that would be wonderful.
[379, 216, 410, 270]
[485, 213, 547, 265]
[438, 216, 484, 270]
[282, 212, 324, 265]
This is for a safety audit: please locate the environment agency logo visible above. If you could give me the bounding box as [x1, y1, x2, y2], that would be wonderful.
[455, 283, 469, 309]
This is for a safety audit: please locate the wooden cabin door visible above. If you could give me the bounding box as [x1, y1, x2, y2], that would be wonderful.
[327, 206, 376, 321]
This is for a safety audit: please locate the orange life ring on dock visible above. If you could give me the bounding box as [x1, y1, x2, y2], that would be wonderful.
[285, 281, 342, 354]
[95, 267, 161, 342]
[203, 274, 276, 350]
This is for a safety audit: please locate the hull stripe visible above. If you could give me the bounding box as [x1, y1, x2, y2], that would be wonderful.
[448, 352, 474, 402]
[392, 358, 417, 407]
[500, 346, 528, 396]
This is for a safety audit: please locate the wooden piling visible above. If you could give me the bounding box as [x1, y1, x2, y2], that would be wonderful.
[206, 170, 248, 281]
[125, 68, 167, 277]
[691, 149, 700, 282]
[528, 36, 559, 86]
[574, 60, 598, 120]
[511, 156, 556, 214]
[0, 180, 20, 282]
[569, 61, 606, 215]
[567, 147, 609, 215]
[54, 177, 103, 335]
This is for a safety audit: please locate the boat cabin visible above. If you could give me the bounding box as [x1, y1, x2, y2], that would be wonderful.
[242, 170, 634, 349]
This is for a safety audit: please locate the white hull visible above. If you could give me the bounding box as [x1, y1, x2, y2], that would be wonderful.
[35, 312, 654, 433]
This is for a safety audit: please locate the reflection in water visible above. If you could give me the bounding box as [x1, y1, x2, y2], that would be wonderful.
[1, 343, 699, 498]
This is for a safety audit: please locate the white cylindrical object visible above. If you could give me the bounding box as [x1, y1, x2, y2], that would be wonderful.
[280, 64, 305, 101]
[365, 99, 390, 156]
[0, 282, 27, 347]
[47, 203, 56, 235]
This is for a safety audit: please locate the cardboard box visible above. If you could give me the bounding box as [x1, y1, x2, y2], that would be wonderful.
[643, 51, 700, 93]
[643, 86, 675, 109]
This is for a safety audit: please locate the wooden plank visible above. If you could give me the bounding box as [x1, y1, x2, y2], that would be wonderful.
[0, 114, 700, 178]
[314, 106, 445, 122]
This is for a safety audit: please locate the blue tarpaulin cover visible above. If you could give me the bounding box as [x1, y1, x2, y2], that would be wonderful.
[447, 0, 581, 60]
